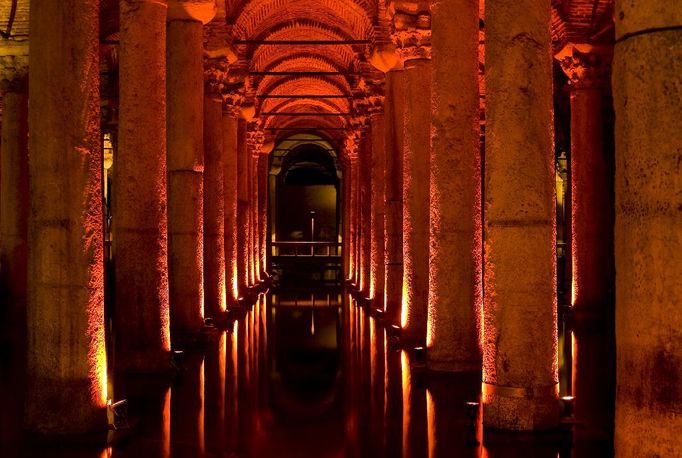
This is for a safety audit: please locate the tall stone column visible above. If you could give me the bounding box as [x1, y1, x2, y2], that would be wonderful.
[383, 68, 405, 325]
[26, 0, 106, 432]
[368, 98, 386, 306]
[392, 11, 432, 343]
[167, 3, 215, 339]
[555, 44, 614, 316]
[237, 120, 250, 292]
[0, 63, 28, 347]
[258, 152, 269, 277]
[613, 2, 682, 455]
[116, 0, 171, 372]
[203, 68, 227, 319]
[427, 0, 481, 372]
[347, 137, 361, 286]
[246, 129, 264, 287]
[223, 98, 242, 304]
[251, 152, 260, 283]
[483, 0, 559, 430]
[360, 130, 372, 296]
[341, 158, 352, 280]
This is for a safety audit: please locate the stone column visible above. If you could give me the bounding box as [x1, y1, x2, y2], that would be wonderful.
[360, 130, 372, 296]
[237, 119, 250, 292]
[258, 152, 269, 277]
[555, 44, 614, 316]
[251, 152, 260, 283]
[368, 99, 386, 306]
[203, 73, 226, 319]
[223, 103, 241, 304]
[167, 3, 215, 339]
[26, 0, 106, 432]
[483, 0, 559, 430]
[383, 68, 405, 325]
[613, 2, 682, 455]
[346, 136, 360, 286]
[392, 11, 432, 343]
[427, 0, 481, 372]
[0, 63, 28, 347]
[341, 158, 351, 280]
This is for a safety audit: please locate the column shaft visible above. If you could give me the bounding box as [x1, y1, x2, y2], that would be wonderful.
[251, 154, 260, 282]
[0, 84, 28, 345]
[258, 155, 268, 276]
[360, 133, 372, 295]
[384, 70, 404, 325]
[483, 0, 559, 430]
[351, 157, 360, 285]
[370, 113, 386, 305]
[26, 0, 106, 432]
[223, 112, 239, 303]
[613, 1, 682, 454]
[427, 0, 481, 371]
[237, 119, 250, 292]
[401, 58, 431, 343]
[167, 19, 205, 338]
[203, 96, 226, 318]
[116, 0, 171, 371]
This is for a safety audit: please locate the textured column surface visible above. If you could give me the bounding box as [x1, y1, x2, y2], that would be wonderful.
[116, 0, 171, 372]
[223, 112, 239, 304]
[383, 69, 404, 325]
[237, 119, 250, 292]
[360, 132, 372, 296]
[342, 160, 352, 280]
[401, 58, 431, 343]
[251, 153, 260, 283]
[26, 0, 107, 433]
[369, 110, 386, 306]
[247, 153, 256, 285]
[167, 18, 205, 339]
[258, 154, 269, 276]
[556, 44, 614, 317]
[203, 96, 226, 318]
[0, 82, 28, 346]
[427, 0, 482, 372]
[613, 1, 682, 455]
[483, 0, 559, 430]
[351, 156, 361, 286]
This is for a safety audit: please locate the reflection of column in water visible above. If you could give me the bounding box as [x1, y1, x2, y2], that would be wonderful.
[226, 321, 239, 451]
[171, 353, 205, 455]
[401, 350, 427, 458]
[369, 319, 386, 455]
[358, 308, 372, 452]
[161, 388, 171, 458]
[384, 332, 403, 457]
[204, 332, 226, 453]
[345, 299, 360, 457]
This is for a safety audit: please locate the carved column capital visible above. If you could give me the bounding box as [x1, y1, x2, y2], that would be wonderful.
[389, 8, 432, 62]
[247, 128, 265, 156]
[555, 43, 613, 90]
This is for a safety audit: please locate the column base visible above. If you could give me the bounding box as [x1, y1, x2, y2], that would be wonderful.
[482, 382, 560, 431]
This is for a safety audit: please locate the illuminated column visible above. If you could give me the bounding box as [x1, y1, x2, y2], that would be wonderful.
[347, 137, 361, 286]
[246, 129, 264, 286]
[167, 3, 215, 339]
[258, 152, 269, 277]
[483, 0, 558, 430]
[555, 44, 614, 316]
[613, 2, 682, 455]
[344, 137, 359, 283]
[341, 157, 352, 280]
[237, 119, 250, 293]
[0, 62, 28, 345]
[26, 0, 106, 432]
[223, 96, 242, 304]
[357, 127, 372, 296]
[368, 96, 386, 305]
[392, 10, 432, 343]
[251, 151, 260, 283]
[203, 63, 227, 319]
[383, 68, 405, 325]
[427, 0, 481, 371]
[116, 0, 171, 372]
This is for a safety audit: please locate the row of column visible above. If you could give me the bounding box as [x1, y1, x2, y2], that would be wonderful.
[0, 0, 270, 434]
[344, 0, 680, 443]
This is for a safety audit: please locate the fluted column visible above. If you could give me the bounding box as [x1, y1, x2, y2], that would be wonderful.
[613, 2, 682, 455]
[26, 0, 106, 432]
[427, 0, 481, 372]
[555, 44, 614, 316]
[167, 3, 215, 339]
[0, 62, 28, 347]
[392, 10, 432, 343]
[383, 68, 405, 325]
[368, 98, 386, 306]
[483, 0, 559, 430]
[203, 62, 227, 319]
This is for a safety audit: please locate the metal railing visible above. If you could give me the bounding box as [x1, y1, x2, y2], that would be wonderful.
[271, 241, 342, 258]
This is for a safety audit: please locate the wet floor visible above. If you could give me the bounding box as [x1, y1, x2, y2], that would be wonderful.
[0, 289, 614, 457]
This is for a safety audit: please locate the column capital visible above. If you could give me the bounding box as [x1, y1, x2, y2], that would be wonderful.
[246, 128, 265, 156]
[167, 0, 216, 24]
[555, 43, 613, 90]
[388, 7, 431, 63]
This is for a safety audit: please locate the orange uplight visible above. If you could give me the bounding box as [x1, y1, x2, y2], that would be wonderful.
[401, 350, 411, 454]
[401, 280, 409, 328]
[161, 388, 171, 458]
[426, 389, 435, 458]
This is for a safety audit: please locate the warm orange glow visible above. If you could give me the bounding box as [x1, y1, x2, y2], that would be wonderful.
[401, 350, 411, 454]
[571, 331, 577, 396]
[162, 388, 171, 458]
[426, 389, 435, 458]
[401, 280, 409, 328]
[199, 359, 206, 454]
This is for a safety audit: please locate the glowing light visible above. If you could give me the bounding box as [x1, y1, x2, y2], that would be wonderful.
[401, 280, 409, 328]
[401, 350, 411, 454]
[427, 389, 435, 458]
[161, 388, 171, 458]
